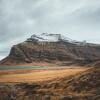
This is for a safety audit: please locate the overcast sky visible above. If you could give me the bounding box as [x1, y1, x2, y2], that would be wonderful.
[0, 0, 100, 60]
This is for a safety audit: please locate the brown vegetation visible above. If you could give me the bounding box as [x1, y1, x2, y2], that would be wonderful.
[0, 67, 87, 83]
[0, 66, 99, 100]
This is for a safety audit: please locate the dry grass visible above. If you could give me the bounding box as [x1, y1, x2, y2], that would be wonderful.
[0, 67, 88, 83]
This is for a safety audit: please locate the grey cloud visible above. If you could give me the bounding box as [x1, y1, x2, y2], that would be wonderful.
[0, 0, 100, 59]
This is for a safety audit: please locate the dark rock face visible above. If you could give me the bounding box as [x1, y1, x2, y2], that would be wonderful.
[1, 40, 100, 65]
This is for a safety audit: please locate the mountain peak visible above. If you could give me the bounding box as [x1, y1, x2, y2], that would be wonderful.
[26, 33, 75, 42]
[26, 33, 87, 46]
[27, 33, 62, 42]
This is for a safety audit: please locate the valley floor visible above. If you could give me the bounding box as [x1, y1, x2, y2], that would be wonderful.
[0, 66, 87, 83]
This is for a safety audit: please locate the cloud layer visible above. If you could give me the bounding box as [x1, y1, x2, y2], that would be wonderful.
[0, 0, 100, 59]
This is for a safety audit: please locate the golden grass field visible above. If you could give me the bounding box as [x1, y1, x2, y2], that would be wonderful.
[0, 66, 88, 83]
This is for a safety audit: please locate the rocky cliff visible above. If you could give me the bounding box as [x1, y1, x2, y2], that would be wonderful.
[1, 33, 100, 65]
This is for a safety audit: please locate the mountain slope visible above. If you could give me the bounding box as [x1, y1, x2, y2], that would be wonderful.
[1, 33, 100, 65]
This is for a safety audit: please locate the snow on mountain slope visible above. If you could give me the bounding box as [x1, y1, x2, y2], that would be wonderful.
[26, 33, 88, 46]
[30, 33, 60, 42]
[27, 33, 77, 43]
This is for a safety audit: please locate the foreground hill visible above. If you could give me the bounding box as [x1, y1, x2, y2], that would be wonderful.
[0, 33, 100, 66]
[0, 66, 99, 100]
[33, 66, 100, 100]
[38, 66, 100, 100]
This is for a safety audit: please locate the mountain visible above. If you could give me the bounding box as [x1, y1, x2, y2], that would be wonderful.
[0, 33, 100, 65]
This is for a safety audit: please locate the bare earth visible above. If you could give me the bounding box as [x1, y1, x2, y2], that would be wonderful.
[0, 66, 88, 83]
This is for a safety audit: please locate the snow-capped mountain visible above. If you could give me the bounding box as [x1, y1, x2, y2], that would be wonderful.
[1, 33, 100, 65]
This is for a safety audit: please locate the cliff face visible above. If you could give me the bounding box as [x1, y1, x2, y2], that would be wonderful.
[1, 33, 100, 65]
